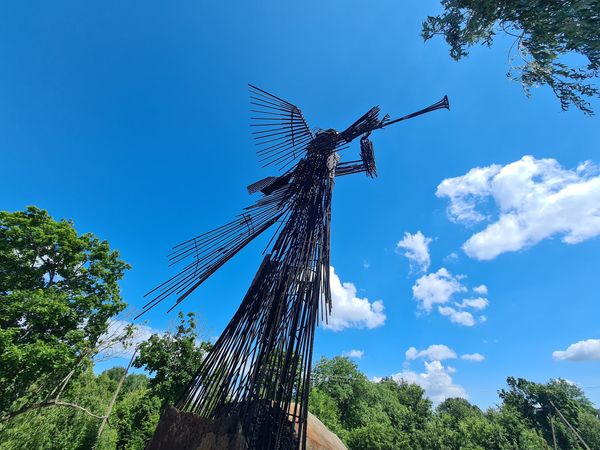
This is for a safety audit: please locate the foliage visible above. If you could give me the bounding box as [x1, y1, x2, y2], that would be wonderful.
[309, 358, 600, 450]
[111, 386, 161, 450]
[1, 207, 599, 449]
[132, 311, 212, 407]
[310, 357, 431, 449]
[0, 207, 130, 414]
[499, 376, 600, 449]
[0, 312, 213, 450]
[0, 354, 598, 450]
[0, 208, 213, 448]
[0, 368, 117, 450]
[422, 0, 600, 114]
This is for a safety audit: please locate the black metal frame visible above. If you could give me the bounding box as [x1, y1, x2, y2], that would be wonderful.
[143, 85, 449, 449]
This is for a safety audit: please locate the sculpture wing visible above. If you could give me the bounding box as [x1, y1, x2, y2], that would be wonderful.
[249, 84, 314, 171]
[139, 187, 291, 317]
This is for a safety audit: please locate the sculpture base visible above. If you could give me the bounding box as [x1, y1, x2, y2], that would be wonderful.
[145, 406, 347, 450]
[146, 406, 246, 450]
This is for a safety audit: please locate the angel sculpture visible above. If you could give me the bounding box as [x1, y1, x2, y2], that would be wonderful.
[143, 85, 449, 449]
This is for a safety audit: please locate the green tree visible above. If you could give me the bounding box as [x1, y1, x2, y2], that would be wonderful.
[372, 378, 431, 445]
[492, 405, 551, 449]
[423, 0, 600, 114]
[499, 376, 598, 449]
[132, 311, 212, 406]
[346, 420, 406, 450]
[308, 388, 343, 436]
[0, 368, 118, 450]
[436, 397, 483, 426]
[111, 380, 161, 450]
[457, 414, 508, 450]
[310, 358, 432, 449]
[416, 414, 462, 450]
[311, 356, 373, 432]
[0, 206, 130, 414]
[578, 408, 600, 450]
[417, 398, 504, 450]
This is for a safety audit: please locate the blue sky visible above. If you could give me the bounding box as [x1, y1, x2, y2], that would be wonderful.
[2, 1, 599, 409]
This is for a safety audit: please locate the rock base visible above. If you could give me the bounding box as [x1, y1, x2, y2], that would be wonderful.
[145, 406, 347, 450]
[146, 406, 246, 450]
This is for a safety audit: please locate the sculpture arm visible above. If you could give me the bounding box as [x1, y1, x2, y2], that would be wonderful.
[335, 135, 377, 178]
[139, 189, 290, 317]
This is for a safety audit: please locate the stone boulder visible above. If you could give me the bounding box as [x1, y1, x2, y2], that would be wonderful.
[146, 406, 346, 450]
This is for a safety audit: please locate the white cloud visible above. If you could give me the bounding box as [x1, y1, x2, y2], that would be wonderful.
[391, 360, 467, 405]
[324, 266, 386, 331]
[412, 268, 466, 312]
[443, 252, 459, 264]
[411, 269, 487, 326]
[98, 319, 158, 358]
[473, 284, 488, 295]
[437, 164, 502, 224]
[456, 297, 488, 310]
[438, 306, 475, 327]
[405, 344, 457, 361]
[343, 349, 364, 359]
[436, 156, 600, 260]
[461, 353, 485, 362]
[396, 231, 433, 273]
[552, 339, 600, 361]
[405, 347, 419, 360]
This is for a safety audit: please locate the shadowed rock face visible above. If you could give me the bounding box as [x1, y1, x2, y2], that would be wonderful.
[146, 407, 246, 450]
[146, 406, 346, 450]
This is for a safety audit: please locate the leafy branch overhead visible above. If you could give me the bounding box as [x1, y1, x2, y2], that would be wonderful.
[423, 0, 600, 115]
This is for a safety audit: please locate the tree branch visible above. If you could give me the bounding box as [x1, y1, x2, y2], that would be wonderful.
[1, 399, 106, 422]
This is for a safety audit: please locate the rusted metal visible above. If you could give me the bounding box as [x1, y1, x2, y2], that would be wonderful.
[143, 85, 449, 449]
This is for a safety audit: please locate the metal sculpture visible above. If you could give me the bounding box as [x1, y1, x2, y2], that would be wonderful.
[142, 85, 449, 449]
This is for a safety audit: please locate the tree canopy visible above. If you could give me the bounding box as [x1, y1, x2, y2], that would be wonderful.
[132, 311, 212, 406]
[0, 206, 130, 414]
[308, 357, 599, 450]
[1, 208, 598, 450]
[0, 302, 211, 450]
[423, 0, 600, 114]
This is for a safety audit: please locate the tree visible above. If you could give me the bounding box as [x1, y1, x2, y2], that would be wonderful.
[111, 380, 161, 450]
[0, 367, 119, 450]
[499, 376, 597, 449]
[0, 206, 130, 414]
[310, 357, 432, 449]
[437, 397, 483, 426]
[132, 311, 212, 406]
[346, 421, 406, 450]
[422, 0, 600, 114]
[311, 356, 374, 432]
[372, 378, 431, 443]
[308, 388, 343, 436]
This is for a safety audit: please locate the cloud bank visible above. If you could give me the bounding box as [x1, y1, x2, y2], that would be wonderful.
[390, 361, 467, 405]
[397, 231, 432, 273]
[461, 353, 485, 362]
[553, 339, 600, 361]
[411, 268, 488, 326]
[412, 268, 466, 312]
[437, 156, 600, 260]
[406, 344, 457, 361]
[343, 349, 364, 359]
[324, 266, 386, 331]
